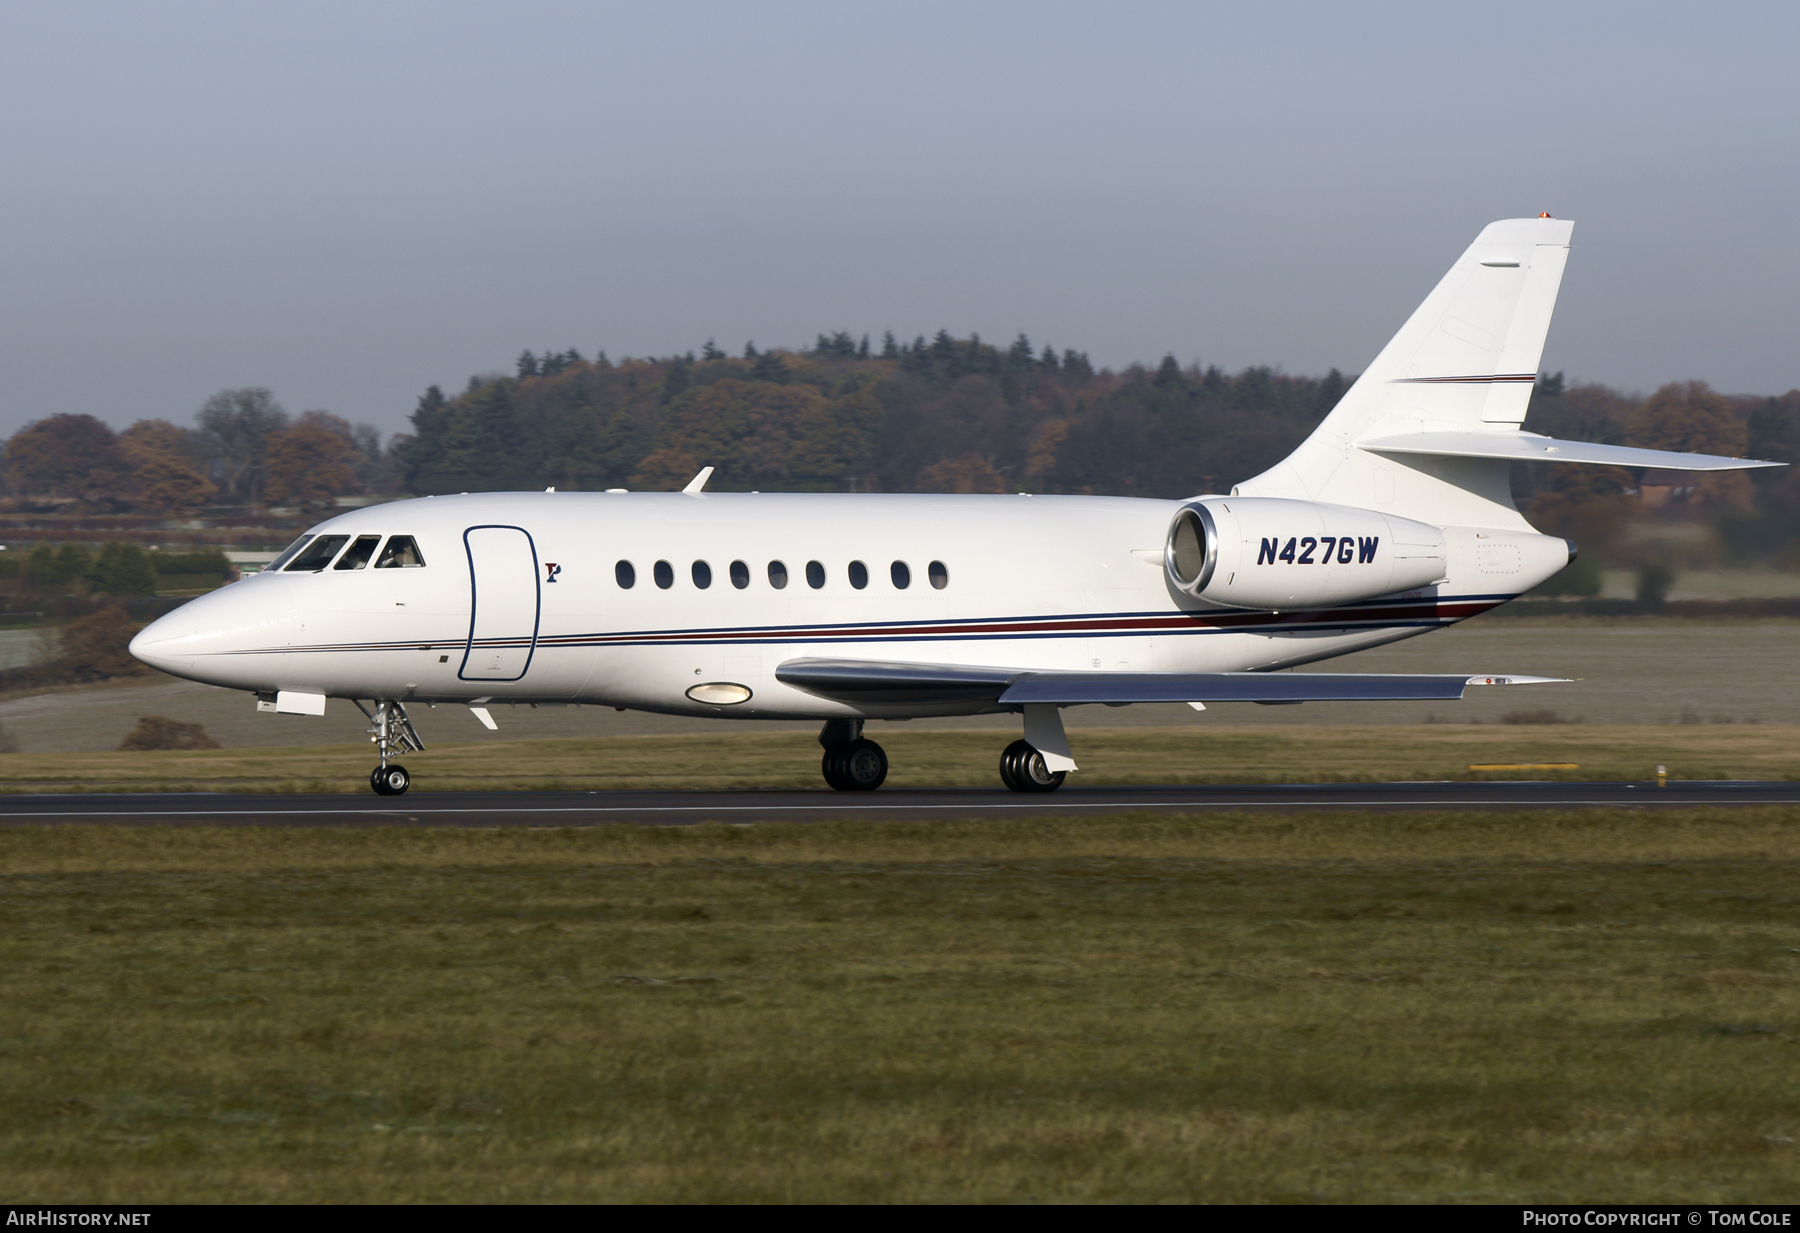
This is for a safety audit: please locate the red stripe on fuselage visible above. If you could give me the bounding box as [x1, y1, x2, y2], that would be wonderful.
[554, 598, 1503, 647]
[237, 597, 1508, 656]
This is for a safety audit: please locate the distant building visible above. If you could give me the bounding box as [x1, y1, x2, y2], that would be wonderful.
[225, 549, 277, 580]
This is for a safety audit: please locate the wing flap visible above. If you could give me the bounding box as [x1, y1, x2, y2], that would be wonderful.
[774, 658, 1013, 705]
[776, 657, 1563, 707]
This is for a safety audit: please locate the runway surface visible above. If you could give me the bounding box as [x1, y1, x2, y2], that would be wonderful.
[2, 780, 1798, 825]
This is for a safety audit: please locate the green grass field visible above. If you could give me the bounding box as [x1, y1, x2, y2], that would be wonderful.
[0, 722, 1793, 793]
[7, 811, 1800, 1202]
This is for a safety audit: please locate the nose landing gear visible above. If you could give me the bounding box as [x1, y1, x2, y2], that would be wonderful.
[354, 699, 425, 796]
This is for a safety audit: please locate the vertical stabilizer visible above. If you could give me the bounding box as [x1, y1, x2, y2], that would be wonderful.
[1234, 217, 1574, 529]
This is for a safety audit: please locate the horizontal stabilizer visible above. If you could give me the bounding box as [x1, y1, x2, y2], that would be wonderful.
[1359, 431, 1783, 472]
[776, 658, 1567, 708]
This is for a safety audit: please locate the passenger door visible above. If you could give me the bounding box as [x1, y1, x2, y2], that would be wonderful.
[461, 525, 540, 681]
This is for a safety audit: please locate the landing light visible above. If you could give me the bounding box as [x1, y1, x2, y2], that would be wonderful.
[687, 682, 752, 705]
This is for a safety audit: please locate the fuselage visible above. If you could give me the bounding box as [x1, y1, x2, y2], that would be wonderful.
[128, 490, 1564, 720]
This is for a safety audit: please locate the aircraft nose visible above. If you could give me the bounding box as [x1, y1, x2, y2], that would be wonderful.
[128, 617, 202, 675]
[126, 623, 164, 670]
[129, 576, 295, 682]
[129, 610, 193, 674]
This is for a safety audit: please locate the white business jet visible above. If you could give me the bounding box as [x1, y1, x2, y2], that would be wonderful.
[130, 216, 1778, 795]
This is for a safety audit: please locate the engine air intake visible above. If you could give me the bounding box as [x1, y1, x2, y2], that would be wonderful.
[1165, 505, 1218, 595]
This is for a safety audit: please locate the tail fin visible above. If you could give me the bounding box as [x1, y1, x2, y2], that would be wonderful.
[1234, 217, 1574, 529]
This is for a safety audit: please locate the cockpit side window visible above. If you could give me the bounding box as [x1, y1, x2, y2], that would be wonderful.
[285, 535, 350, 571]
[333, 535, 382, 571]
[374, 536, 425, 568]
[266, 534, 315, 572]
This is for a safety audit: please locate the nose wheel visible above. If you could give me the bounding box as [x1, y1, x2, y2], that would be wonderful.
[370, 764, 411, 795]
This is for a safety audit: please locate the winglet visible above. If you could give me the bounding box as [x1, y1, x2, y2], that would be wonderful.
[682, 466, 715, 494]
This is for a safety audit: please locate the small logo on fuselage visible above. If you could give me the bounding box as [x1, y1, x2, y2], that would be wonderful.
[544, 563, 562, 583]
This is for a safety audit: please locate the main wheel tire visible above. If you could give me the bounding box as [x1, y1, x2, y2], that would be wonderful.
[1000, 739, 1065, 793]
[821, 747, 850, 790]
[370, 764, 411, 796]
[837, 739, 888, 791]
[998, 741, 1024, 791]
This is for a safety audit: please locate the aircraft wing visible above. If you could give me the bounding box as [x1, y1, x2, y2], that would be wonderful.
[774, 657, 1563, 707]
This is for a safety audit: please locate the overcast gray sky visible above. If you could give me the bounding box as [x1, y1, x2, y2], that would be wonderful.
[3, 0, 1796, 440]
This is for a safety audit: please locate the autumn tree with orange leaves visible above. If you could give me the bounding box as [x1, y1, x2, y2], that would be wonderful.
[264, 423, 360, 505]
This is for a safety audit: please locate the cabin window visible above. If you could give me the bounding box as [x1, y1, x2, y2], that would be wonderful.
[267, 535, 315, 571]
[286, 535, 350, 571]
[891, 561, 911, 589]
[929, 560, 949, 589]
[334, 535, 381, 571]
[374, 536, 425, 568]
[806, 560, 825, 589]
[730, 560, 750, 589]
[654, 560, 674, 589]
[615, 560, 635, 589]
[768, 560, 788, 589]
[848, 560, 868, 589]
[692, 560, 712, 589]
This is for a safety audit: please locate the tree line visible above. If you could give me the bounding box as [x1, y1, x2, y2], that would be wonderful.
[396, 336, 1800, 568]
[0, 543, 230, 596]
[4, 331, 1799, 565]
[0, 389, 400, 515]
[400, 333, 1348, 500]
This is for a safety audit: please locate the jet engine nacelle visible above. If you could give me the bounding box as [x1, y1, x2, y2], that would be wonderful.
[1165, 497, 1447, 609]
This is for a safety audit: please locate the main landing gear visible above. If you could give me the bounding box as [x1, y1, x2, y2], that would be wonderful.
[354, 699, 426, 796]
[999, 738, 1066, 793]
[814, 717, 1070, 794]
[819, 718, 888, 791]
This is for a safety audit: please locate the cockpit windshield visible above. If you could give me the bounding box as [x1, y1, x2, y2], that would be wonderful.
[274, 533, 425, 573]
[285, 535, 350, 572]
[374, 536, 425, 568]
[266, 534, 315, 572]
[333, 535, 382, 571]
